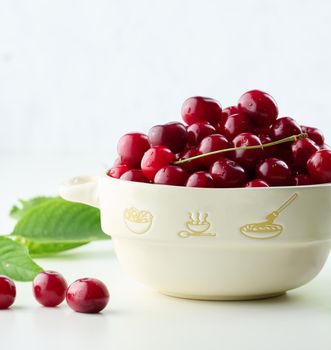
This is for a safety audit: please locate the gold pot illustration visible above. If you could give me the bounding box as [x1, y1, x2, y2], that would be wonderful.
[124, 207, 153, 234]
[178, 212, 216, 238]
[240, 193, 298, 239]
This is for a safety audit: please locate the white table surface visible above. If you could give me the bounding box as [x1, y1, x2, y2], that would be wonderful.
[1, 154, 331, 350]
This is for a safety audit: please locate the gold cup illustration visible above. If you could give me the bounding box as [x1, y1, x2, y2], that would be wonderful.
[124, 207, 153, 234]
[178, 212, 216, 238]
[240, 193, 298, 239]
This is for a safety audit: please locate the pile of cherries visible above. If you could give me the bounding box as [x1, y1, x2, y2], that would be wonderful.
[108, 90, 331, 187]
[0, 272, 109, 313]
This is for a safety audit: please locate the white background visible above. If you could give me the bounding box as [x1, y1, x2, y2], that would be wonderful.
[1, 0, 331, 156]
[1, 2, 331, 349]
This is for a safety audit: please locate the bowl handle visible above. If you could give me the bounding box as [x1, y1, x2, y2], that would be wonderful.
[59, 175, 100, 208]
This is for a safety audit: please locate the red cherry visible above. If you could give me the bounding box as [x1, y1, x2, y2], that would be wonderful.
[185, 171, 215, 188]
[66, 278, 109, 314]
[256, 158, 292, 186]
[276, 147, 294, 169]
[301, 125, 325, 146]
[107, 164, 130, 178]
[232, 133, 264, 170]
[259, 133, 278, 158]
[0, 276, 16, 309]
[181, 96, 222, 126]
[245, 179, 269, 187]
[307, 150, 331, 183]
[210, 158, 247, 188]
[260, 133, 294, 168]
[291, 138, 319, 169]
[120, 169, 149, 183]
[141, 146, 175, 180]
[238, 90, 278, 127]
[33, 271, 67, 307]
[198, 134, 232, 167]
[117, 133, 150, 168]
[219, 113, 253, 140]
[148, 122, 188, 153]
[177, 147, 203, 173]
[154, 166, 188, 186]
[113, 157, 123, 166]
[255, 125, 272, 137]
[258, 133, 272, 145]
[293, 174, 312, 186]
[187, 122, 216, 146]
[221, 106, 238, 118]
[270, 117, 302, 141]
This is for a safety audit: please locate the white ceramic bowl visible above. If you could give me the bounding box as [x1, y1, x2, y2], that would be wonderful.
[60, 175, 331, 300]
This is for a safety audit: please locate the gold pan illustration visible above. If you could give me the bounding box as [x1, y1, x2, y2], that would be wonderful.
[178, 212, 216, 238]
[124, 207, 153, 234]
[240, 193, 298, 239]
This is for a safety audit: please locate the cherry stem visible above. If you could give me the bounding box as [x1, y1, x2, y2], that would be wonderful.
[174, 133, 309, 165]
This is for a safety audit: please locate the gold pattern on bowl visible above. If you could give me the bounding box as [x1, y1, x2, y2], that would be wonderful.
[178, 212, 215, 238]
[186, 222, 210, 233]
[124, 207, 153, 234]
[240, 193, 298, 239]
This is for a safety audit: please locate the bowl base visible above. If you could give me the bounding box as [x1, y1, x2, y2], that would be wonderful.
[159, 290, 286, 301]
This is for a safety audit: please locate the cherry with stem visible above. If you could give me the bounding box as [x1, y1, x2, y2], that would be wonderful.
[174, 133, 308, 165]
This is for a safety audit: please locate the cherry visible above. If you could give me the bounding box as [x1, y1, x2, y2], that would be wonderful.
[111, 92, 329, 189]
[301, 125, 325, 146]
[258, 133, 278, 158]
[291, 138, 319, 169]
[221, 106, 238, 118]
[307, 149, 331, 183]
[113, 157, 123, 166]
[141, 146, 175, 180]
[260, 133, 294, 168]
[177, 147, 203, 173]
[117, 133, 150, 168]
[120, 169, 149, 183]
[256, 158, 292, 186]
[255, 125, 272, 137]
[181, 96, 222, 126]
[154, 166, 188, 186]
[185, 171, 215, 188]
[187, 122, 216, 146]
[66, 278, 109, 314]
[293, 174, 312, 186]
[245, 179, 269, 187]
[276, 147, 294, 169]
[107, 164, 130, 178]
[120, 169, 149, 182]
[270, 117, 302, 141]
[232, 133, 264, 170]
[148, 122, 188, 153]
[238, 90, 278, 127]
[210, 158, 247, 188]
[219, 113, 253, 140]
[0, 276, 16, 309]
[198, 134, 232, 167]
[33, 271, 67, 307]
[258, 133, 271, 145]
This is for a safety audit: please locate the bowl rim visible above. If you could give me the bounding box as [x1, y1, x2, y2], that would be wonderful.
[102, 174, 331, 191]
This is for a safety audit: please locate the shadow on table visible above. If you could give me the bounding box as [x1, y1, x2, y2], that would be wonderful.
[148, 284, 331, 314]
